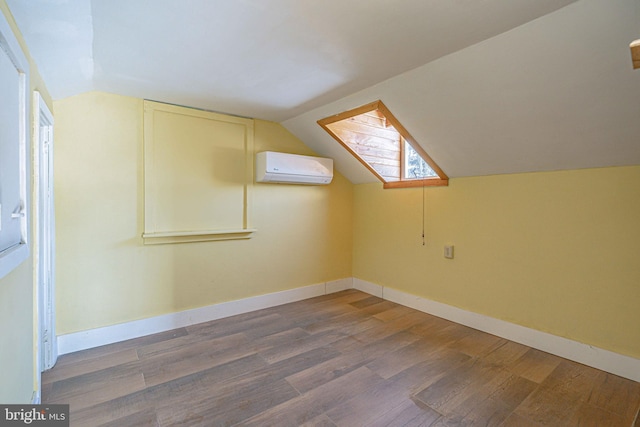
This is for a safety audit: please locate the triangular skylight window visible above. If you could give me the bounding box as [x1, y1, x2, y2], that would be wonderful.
[318, 100, 448, 188]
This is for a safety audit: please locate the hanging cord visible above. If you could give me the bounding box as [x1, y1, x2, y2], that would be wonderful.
[422, 180, 426, 246]
[413, 171, 426, 246]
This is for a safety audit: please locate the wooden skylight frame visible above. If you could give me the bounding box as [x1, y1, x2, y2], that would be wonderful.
[318, 100, 448, 189]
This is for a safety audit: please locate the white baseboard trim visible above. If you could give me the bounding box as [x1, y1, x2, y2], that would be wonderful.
[326, 277, 353, 294]
[57, 276, 640, 383]
[354, 278, 640, 383]
[57, 278, 353, 356]
[353, 277, 383, 298]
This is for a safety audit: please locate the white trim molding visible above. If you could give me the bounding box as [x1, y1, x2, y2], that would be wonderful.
[353, 277, 383, 298]
[57, 278, 353, 355]
[58, 276, 640, 383]
[0, 8, 31, 280]
[354, 278, 640, 383]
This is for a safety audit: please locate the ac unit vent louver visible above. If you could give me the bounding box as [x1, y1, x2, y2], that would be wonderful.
[256, 151, 333, 185]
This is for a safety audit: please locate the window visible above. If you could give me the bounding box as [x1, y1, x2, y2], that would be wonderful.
[404, 139, 437, 179]
[0, 11, 30, 279]
[318, 100, 447, 189]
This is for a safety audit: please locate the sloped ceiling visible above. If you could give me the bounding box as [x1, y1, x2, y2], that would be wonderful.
[284, 0, 640, 181]
[7, 0, 640, 181]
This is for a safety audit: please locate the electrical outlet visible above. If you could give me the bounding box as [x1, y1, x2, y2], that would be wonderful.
[444, 245, 454, 259]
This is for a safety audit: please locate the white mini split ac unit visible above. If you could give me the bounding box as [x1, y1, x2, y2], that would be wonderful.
[255, 151, 333, 185]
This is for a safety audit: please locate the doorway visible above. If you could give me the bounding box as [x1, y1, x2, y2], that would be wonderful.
[34, 92, 56, 390]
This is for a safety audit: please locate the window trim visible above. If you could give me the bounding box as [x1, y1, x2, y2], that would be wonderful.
[318, 100, 448, 189]
[0, 10, 30, 280]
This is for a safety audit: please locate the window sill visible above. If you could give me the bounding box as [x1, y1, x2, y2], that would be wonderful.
[0, 243, 29, 280]
[383, 178, 449, 189]
[142, 229, 256, 245]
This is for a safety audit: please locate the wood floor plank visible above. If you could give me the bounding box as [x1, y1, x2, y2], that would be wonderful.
[322, 288, 372, 303]
[414, 358, 512, 418]
[137, 332, 258, 388]
[366, 338, 443, 379]
[411, 321, 477, 349]
[538, 360, 603, 404]
[42, 348, 139, 384]
[249, 326, 310, 353]
[241, 366, 384, 426]
[152, 360, 302, 426]
[40, 290, 640, 426]
[445, 328, 504, 358]
[337, 309, 429, 349]
[457, 374, 537, 426]
[73, 353, 267, 426]
[509, 347, 563, 383]
[359, 300, 400, 316]
[299, 413, 337, 427]
[151, 348, 329, 426]
[512, 386, 582, 425]
[97, 408, 159, 427]
[487, 373, 538, 409]
[149, 343, 341, 426]
[387, 347, 472, 394]
[324, 378, 413, 426]
[587, 370, 640, 423]
[302, 309, 381, 335]
[331, 329, 421, 361]
[457, 395, 514, 427]
[52, 328, 188, 368]
[257, 330, 345, 364]
[185, 312, 282, 338]
[372, 303, 417, 322]
[325, 374, 444, 427]
[70, 388, 151, 427]
[141, 343, 255, 387]
[248, 345, 344, 384]
[500, 412, 544, 427]
[481, 340, 531, 369]
[368, 398, 442, 427]
[136, 330, 248, 359]
[285, 350, 370, 394]
[156, 377, 299, 426]
[47, 369, 147, 412]
[267, 295, 361, 323]
[436, 366, 514, 419]
[567, 401, 627, 427]
[349, 295, 385, 309]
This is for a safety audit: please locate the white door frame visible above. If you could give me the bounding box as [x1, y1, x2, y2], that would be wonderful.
[33, 91, 56, 402]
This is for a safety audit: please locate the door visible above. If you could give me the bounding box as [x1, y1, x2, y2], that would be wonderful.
[34, 92, 56, 379]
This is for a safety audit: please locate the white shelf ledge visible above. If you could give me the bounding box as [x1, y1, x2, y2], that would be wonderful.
[142, 229, 256, 245]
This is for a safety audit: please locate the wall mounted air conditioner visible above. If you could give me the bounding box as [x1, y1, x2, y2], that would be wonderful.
[256, 151, 333, 185]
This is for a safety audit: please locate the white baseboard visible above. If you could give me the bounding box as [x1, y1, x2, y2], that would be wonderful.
[354, 279, 640, 383]
[57, 278, 352, 356]
[57, 276, 640, 383]
[353, 277, 383, 297]
[326, 277, 353, 294]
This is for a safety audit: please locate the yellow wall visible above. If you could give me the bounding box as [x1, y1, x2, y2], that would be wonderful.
[0, 0, 53, 403]
[54, 92, 353, 334]
[53, 92, 640, 361]
[353, 166, 640, 358]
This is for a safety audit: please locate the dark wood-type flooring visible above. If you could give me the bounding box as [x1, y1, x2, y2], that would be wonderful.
[42, 290, 640, 426]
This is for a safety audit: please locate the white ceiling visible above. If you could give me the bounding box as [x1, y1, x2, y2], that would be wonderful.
[7, 0, 640, 181]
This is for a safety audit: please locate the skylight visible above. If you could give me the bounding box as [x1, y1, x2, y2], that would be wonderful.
[318, 100, 447, 188]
